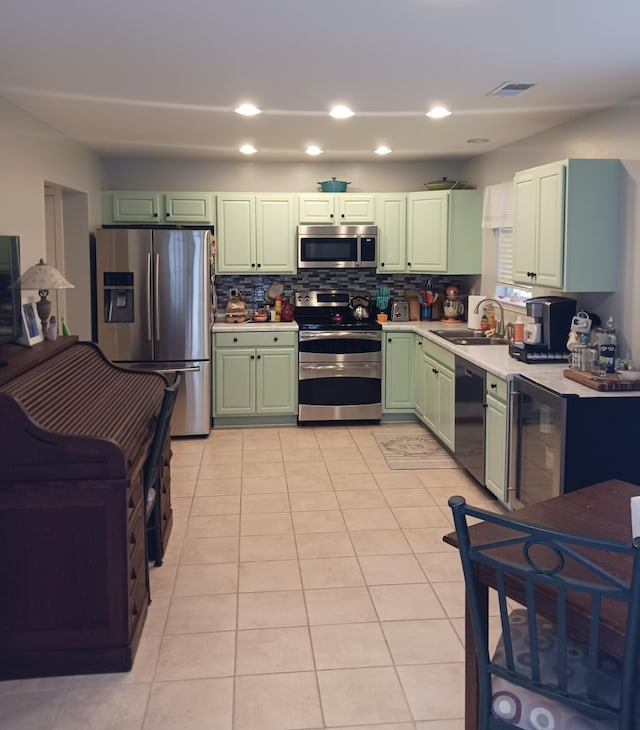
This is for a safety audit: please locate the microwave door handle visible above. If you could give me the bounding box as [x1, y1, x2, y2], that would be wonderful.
[507, 389, 521, 503]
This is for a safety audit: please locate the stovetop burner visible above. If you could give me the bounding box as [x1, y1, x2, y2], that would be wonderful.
[294, 289, 381, 331]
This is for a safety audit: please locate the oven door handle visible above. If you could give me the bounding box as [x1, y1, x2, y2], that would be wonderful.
[299, 362, 381, 379]
[299, 331, 382, 342]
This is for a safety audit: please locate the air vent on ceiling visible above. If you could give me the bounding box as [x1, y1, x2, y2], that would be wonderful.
[489, 82, 535, 97]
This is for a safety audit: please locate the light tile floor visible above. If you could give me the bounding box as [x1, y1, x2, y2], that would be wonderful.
[2, 422, 503, 730]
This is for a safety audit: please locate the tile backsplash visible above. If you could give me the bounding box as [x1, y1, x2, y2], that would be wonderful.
[215, 271, 475, 311]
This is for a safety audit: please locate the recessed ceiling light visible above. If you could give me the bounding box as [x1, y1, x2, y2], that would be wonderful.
[305, 145, 323, 156]
[329, 105, 354, 119]
[426, 106, 452, 119]
[467, 138, 489, 144]
[235, 103, 262, 116]
[239, 144, 257, 155]
[374, 146, 392, 155]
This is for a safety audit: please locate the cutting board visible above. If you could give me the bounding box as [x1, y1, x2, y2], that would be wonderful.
[563, 368, 640, 391]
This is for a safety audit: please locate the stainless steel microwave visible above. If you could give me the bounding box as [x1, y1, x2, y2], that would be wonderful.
[297, 225, 378, 269]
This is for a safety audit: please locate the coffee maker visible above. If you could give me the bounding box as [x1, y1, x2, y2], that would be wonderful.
[509, 296, 577, 363]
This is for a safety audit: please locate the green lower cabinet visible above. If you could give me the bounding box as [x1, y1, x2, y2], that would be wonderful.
[484, 374, 509, 505]
[214, 332, 297, 419]
[383, 332, 414, 412]
[416, 338, 455, 451]
[414, 336, 425, 417]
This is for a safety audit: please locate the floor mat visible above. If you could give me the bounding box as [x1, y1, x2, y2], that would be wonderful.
[374, 432, 458, 470]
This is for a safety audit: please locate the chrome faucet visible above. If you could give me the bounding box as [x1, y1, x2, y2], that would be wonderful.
[472, 297, 505, 337]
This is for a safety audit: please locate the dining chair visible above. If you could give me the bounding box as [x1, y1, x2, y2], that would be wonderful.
[143, 372, 182, 602]
[448, 495, 640, 729]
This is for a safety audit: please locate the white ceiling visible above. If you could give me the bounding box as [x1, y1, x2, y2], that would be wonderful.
[2, 0, 640, 163]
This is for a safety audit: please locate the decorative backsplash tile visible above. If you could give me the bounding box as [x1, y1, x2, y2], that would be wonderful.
[215, 270, 472, 311]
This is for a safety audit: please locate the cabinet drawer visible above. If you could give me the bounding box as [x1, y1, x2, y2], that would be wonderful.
[215, 331, 297, 348]
[423, 338, 455, 370]
[486, 374, 508, 402]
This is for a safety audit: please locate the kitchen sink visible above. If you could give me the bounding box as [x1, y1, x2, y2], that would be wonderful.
[433, 329, 509, 346]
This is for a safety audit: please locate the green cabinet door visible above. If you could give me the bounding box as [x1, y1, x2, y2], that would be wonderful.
[437, 362, 455, 451]
[255, 195, 297, 274]
[484, 374, 509, 505]
[376, 195, 407, 273]
[111, 192, 161, 223]
[256, 347, 297, 414]
[413, 336, 425, 417]
[383, 332, 414, 412]
[420, 352, 439, 432]
[216, 195, 256, 273]
[215, 348, 256, 415]
[164, 193, 214, 224]
[406, 192, 448, 273]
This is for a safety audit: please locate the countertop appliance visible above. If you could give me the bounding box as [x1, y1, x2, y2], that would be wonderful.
[509, 295, 576, 363]
[298, 225, 377, 269]
[454, 356, 486, 485]
[508, 374, 640, 508]
[294, 290, 382, 422]
[391, 300, 409, 322]
[94, 227, 212, 436]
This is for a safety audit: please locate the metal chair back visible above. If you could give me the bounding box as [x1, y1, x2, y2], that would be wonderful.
[449, 495, 640, 729]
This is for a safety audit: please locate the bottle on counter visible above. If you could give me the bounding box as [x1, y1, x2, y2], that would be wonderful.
[514, 316, 525, 343]
[487, 308, 496, 332]
[61, 318, 70, 336]
[47, 316, 58, 341]
[598, 316, 617, 374]
[480, 307, 489, 332]
[274, 296, 282, 322]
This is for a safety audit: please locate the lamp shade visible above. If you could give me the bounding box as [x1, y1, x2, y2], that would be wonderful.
[16, 259, 74, 292]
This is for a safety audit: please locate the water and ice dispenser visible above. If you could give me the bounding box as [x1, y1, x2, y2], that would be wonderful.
[103, 272, 134, 323]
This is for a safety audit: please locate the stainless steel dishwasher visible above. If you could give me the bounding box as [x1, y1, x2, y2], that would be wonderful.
[454, 356, 486, 484]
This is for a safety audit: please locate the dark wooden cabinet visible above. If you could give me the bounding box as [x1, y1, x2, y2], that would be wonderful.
[0, 338, 169, 679]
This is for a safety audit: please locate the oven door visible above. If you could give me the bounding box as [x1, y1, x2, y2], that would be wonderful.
[298, 360, 382, 422]
[299, 330, 381, 361]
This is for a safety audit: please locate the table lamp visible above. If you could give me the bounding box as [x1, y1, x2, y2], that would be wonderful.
[15, 259, 74, 338]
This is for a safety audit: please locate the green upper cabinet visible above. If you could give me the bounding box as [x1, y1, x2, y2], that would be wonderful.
[512, 159, 623, 291]
[376, 194, 407, 273]
[216, 194, 297, 274]
[164, 192, 214, 224]
[298, 194, 376, 224]
[406, 190, 482, 274]
[104, 191, 214, 224]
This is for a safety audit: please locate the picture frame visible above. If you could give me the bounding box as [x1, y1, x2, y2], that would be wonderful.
[17, 301, 43, 346]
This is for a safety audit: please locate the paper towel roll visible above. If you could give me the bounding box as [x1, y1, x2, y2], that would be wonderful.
[467, 296, 486, 330]
[631, 496, 640, 538]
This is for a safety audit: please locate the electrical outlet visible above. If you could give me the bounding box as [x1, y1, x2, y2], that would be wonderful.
[229, 288, 240, 299]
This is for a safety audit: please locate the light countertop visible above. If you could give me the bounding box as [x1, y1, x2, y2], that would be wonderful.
[212, 319, 638, 399]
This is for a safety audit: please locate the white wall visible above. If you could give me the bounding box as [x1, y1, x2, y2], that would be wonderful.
[462, 96, 640, 360]
[103, 158, 468, 193]
[0, 98, 103, 339]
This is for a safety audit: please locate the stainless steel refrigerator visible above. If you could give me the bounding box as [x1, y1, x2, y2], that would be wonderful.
[94, 227, 211, 436]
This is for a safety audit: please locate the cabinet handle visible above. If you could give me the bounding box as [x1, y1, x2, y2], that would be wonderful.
[257, 354, 261, 359]
[166, 212, 170, 217]
[233, 337, 238, 342]
[388, 338, 392, 342]
[417, 340, 422, 347]
[407, 262, 412, 267]
[273, 337, 278, 342]
[490, 383, 497, 389]
[251, 354, 255, 360]
[380, 262, 385, 267]
[251, 263, 256, 268]
[153, 213, 158, 218]
[432, 367, 438, 374]
[257, 263, 261, 268]
[330, 213, 334, 218]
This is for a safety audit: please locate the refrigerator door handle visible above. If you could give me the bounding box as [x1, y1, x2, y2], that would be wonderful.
[154, 253, 161, 341]
[146, 252, 152, 341]
[154, 366, 201, 374]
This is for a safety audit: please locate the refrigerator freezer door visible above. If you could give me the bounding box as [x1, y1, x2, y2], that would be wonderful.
[118, 361, 211, 437]
[96, 229, 154, 362]
[153, 229, 210, 362]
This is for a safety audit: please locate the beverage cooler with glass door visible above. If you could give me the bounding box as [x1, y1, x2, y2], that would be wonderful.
[508, 375, 640, 508]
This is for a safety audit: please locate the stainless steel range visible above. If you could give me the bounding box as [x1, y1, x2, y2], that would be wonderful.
[295, 290, 382, 423]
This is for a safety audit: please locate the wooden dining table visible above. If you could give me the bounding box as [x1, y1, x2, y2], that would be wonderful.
[443, 479, 640, 730]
